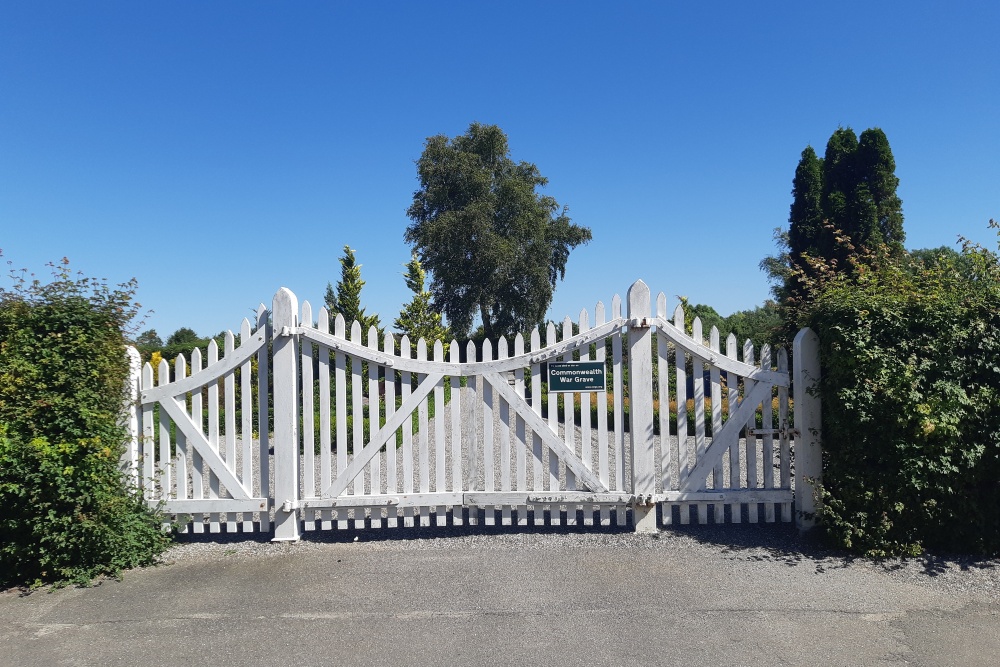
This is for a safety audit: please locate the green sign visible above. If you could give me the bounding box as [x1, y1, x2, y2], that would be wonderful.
[548, 361, 606, 393]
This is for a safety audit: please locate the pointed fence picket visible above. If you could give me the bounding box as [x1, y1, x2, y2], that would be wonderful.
[124, 280, 818, 540]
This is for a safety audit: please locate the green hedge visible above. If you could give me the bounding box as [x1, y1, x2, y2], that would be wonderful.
[804, 233, 1000, 556]
[0, 259, 170, 588]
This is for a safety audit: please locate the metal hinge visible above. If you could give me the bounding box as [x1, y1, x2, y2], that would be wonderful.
[630, 494, 656, 508]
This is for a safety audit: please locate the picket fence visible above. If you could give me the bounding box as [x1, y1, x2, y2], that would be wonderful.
[123, 280, 822, 541]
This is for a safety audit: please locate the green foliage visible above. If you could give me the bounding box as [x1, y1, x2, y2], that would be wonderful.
[405, 122, 592, 340]
[0, 258, 137, 445]
[0, 431, 171, 588]
[721, 302, 782, 350]
[801, 224, 1000, 556]
[676, 297, 724, 336]
[134, 329, 163, 362]
[0, 257, 170, 587]
[325, 245, 381, 342]
[161, 327, 212, 362]
[394, 252, 452, 350]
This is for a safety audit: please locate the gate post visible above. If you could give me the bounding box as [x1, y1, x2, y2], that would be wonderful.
[121, 346, 142, 487]
[792, 327, 822, 532]
[627, 280, 657, 532]
[272, 288, 301, 541]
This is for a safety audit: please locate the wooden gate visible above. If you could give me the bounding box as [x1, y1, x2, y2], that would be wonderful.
[131, 307, 272, 533]
[128, 281, 822, 540]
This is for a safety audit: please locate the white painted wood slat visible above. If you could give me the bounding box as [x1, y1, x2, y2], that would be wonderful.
[368, 326, 382, 528]
[207, 340, 221, 532]
[401, 336, 414, 528]
[514, 334, 527, 524]
[240, 318, 254, 531]
[449, 341, 462, 495]
[595, 302, 610, 527]
[743, 340, 758, 524]
[301, 305, 315, 515]
[709, 326, 723, 524]
[761, 344, 775, 523]
[318, 310, 332, 530]
[383, 333, 398, 527]
[191, 348, 205, 532]
[434, 340, 447, 525]
[498, 337, 512, 526]
[417, 339, 430, 527]
[255, 304, 270, 532]
[350, 321, 364, 505]
[334, 315, 348, 529]
[530, 329, 544, 525]
[673, 304, 689, 525]
[224, 331, 237, 531]
[174, 356, 188, 509]
[778, 347, 792, 522]
[611, 294, 625, 526]
[725, 334, 741, 524]
[692, 317, 708, 525]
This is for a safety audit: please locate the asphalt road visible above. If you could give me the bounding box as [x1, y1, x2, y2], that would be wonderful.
[2, 525, 998, 666]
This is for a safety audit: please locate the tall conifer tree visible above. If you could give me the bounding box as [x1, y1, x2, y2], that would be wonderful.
[325, 245, 381, 341]
[787, 126, 904, 270]
[779, 126, 906, 321]
[856, 128, 905, 254]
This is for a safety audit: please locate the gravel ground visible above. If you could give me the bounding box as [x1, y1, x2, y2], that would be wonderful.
[160, 523, 1000, 605]
[155, 391, 1000, 605]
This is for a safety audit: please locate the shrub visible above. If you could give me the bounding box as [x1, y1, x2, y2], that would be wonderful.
[802, 225, 1000, 556]
[0, 430, 171, 588]
[0, 257, 171, 587]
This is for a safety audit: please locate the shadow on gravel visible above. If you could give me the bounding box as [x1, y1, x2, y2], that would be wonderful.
[170, 509, 635, 546]
[665, 522, 999, 578]
[912, 553, 998, 577]
[662, 522, 858, 573]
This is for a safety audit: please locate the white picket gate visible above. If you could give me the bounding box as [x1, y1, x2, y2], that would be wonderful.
[125, 280, 822, 540]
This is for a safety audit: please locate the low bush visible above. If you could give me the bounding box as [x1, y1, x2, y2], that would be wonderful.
[0, 430, 171, 588]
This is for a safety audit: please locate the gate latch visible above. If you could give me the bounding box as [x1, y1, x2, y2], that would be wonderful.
[747, 424, 800, 439]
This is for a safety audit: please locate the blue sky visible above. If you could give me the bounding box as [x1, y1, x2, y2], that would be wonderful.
[2, 2, 998, 340]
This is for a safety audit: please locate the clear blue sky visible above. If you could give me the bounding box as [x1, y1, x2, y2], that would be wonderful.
[2, 2, 998, 340]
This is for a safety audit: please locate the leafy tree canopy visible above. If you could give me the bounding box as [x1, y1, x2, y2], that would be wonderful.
[405, 122, 592, 340]
[162, 327, 210, 362]
[165, 327, 200, 347]
[135, 329, 162, 349]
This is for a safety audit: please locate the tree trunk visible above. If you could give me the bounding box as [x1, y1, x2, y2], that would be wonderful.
[480, 303, 494, 342]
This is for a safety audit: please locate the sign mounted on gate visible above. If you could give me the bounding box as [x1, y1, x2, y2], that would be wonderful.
[548, 361, 606, 393]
